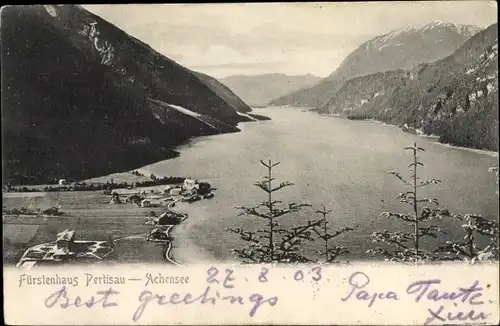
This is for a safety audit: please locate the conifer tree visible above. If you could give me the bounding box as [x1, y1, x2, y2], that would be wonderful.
[314, 206, 353, 263]
[435, 167, 499, 262]
[367, 143, 460, 263]
[226, 159, 321, 263]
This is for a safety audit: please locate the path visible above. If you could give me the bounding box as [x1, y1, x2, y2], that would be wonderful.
[161, 199, 187, 267]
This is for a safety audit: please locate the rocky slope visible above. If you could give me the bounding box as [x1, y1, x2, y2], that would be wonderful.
[320, 24, 498, 151]
[1, 5, 257, 185]
[221, 73, 322, 107]
[270, 21, 483, 108]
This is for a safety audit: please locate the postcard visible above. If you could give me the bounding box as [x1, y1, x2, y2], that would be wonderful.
[2, 2, 499, 325]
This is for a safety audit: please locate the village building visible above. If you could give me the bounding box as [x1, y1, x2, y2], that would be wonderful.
[169, 187, 182, 196]
[140, 199, 152, 207]
[126, 194, 143, 204]
[109, 192, 122, 204]
[183, 178, 198, 191]
[186, 187, 199, 196]
[16, 229, 114, 268]
[56, 229, 76, 252]
[157, 211, 181, 225]
[183, 178, 200, 196]
[147, 227, 172, 242]
[52, 247, 71, 260]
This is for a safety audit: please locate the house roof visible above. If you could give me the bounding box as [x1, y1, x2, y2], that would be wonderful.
[53, 247, 70, 256]
[56, 229, 76, 242]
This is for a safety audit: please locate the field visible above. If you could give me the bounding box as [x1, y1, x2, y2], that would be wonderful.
[2, 187, 173, 267]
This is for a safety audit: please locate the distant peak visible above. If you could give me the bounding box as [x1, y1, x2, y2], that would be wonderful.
[376, 20, 482, 43]
[426, 20, 447, 26]
[422, 20, 459, 30]
[420, 21, 482, 34]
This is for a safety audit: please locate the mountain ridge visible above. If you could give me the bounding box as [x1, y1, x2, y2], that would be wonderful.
[221, 73, 322, 107]
[1, 5, 257, 185]
[270, 21, 484, 107]
[320, 23, 498, 151]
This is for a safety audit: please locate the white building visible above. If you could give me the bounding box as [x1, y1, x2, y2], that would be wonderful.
[169, 188, 182, 196]
[183, 179, 199, 193]
[56, 229, 76, 251]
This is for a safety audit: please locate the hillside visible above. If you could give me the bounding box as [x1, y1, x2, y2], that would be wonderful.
[320, 24, 498, 151]
[1, 5, 257, 185]
[221, 73, 322, 107]
[270, 21, 482, 108]
[194, 72, 252, 113]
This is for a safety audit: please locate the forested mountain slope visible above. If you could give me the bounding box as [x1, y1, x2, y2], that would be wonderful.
[1, 5, 256, 184]
[320, 24, 498, 151]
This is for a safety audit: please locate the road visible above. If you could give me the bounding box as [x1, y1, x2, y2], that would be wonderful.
[162, 199, 188, 266]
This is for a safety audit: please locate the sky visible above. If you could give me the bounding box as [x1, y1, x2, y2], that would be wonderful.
[84, 2, 497, 78]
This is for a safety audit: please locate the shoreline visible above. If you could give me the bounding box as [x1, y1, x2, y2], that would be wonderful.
[162, 200, 186, 266]
[431, 141, 499, 158]
[155, 197, 225, 266]
[319, 113, 498, 158]
[168, 201, 220, 265]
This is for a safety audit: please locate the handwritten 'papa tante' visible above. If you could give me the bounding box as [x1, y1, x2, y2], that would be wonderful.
[341, 271, 491, 325]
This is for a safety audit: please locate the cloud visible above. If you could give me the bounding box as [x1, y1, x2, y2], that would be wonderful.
[125, 19, 376, 78]
[84, 3, 497, 78]
[136, 19, 375, 55]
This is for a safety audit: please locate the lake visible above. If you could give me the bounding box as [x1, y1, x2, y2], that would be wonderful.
[141, 106, 499, 262]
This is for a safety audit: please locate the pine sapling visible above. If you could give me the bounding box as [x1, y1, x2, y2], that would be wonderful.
[436, 167, 499, 262]
[436, 214, 498, 262]
[367, 143, 460, 264]
[314, 206, 353, 263]
[226, 159, 321, 263]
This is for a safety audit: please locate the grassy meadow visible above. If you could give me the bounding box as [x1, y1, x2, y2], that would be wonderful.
[3, 176, 175, 266]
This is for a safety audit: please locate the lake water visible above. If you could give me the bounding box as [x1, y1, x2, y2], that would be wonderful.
[142, 107, 499, 262]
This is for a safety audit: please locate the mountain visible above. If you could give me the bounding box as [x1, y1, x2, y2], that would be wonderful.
[270, 21, 483, 108]
[221, 73, 322, 107]
[194, 72, 252, 113]
[1, 5, 258, 185]
[320, 24, 498, 151]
